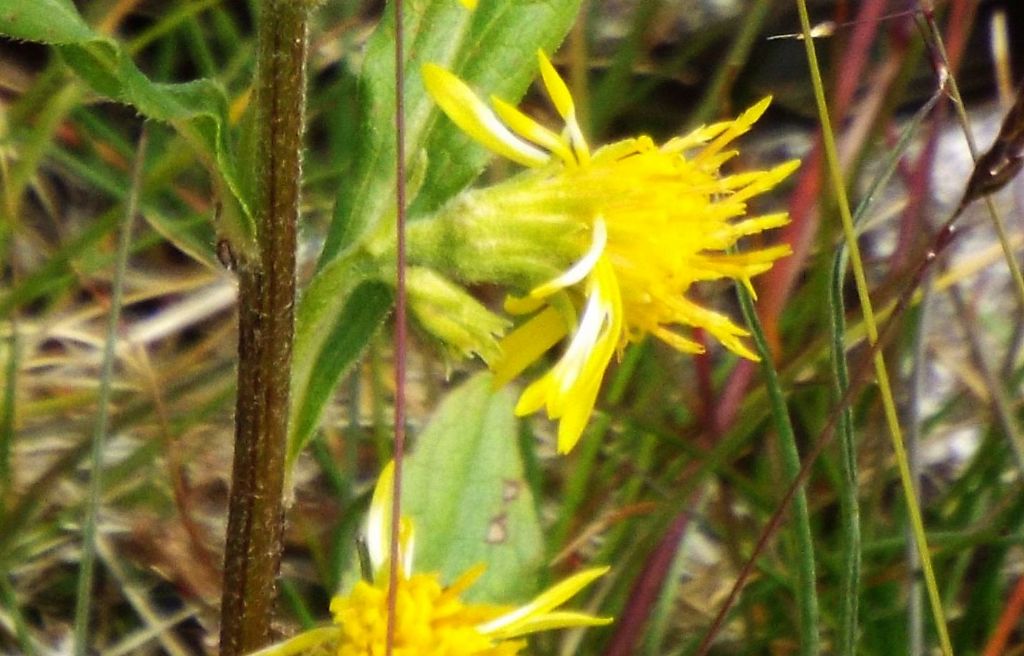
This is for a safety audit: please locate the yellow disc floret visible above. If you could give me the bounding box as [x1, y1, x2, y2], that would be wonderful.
[247, 463, 610, 656]
[330, 571, 522, 656]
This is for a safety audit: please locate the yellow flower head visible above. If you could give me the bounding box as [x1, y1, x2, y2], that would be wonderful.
[249, 462, 610, 656]
[422, 52, 798, 453]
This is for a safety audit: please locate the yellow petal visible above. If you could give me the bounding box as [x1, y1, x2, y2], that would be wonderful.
[536, 50, 590, 164]
[245, 627, 341, 656]
[727, 212, 790, 237]
[729, 159, 800, 202]
[504, 293, 547, 315]
[459, 0, 477, 8]
[556, 373, 602, 453]
[694, 96, 772, 163]
[422, 64, 549, 168]
[490, 610, 613, 636]
[516, 370, 554, 416]
[537, 50, 575, 121]
[492, 95, 575, 165]
[492, 306, 569, 387]
[477, 566, 610, 639]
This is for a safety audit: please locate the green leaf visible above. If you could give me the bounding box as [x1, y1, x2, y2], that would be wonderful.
[319, 0, 582, 265]
[402, 372, 543, 603]
[287, 250, 391, 469]
[0, 0, 254, 245]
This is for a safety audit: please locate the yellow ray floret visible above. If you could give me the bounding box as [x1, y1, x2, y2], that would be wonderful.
[424, 51, 798, 453]
[248, 462, 610, 656]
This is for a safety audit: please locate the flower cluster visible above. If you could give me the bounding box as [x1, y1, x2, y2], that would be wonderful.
[250, 463, 609, 656]
[422, 52, 798, 452]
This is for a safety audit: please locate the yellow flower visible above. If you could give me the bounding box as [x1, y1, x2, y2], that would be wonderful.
[249, 462, 610, 656]
[422, 52, 798, 453]
[459, 0, 477, 8]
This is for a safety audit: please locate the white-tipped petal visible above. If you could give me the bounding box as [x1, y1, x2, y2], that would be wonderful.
[530, 217, 607, 298]
[365, 460, 394, 575]
[477, 566, 610, 638]
[423, 64, 549, 168]
[365, 462, 416, 579]
[486, 611, 612, 639]
[548, 290, 607, 412]
[492, 95, 575, 165]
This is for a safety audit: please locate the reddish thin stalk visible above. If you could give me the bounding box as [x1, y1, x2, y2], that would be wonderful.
[982, 573, 1024, 656]
[891, 0, 975, 273]
[602, 499, 697, 656]
[691, 329, 719, 438]
[386, 0, 408, 654]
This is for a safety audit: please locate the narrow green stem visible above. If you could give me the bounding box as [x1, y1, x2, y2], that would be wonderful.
[827, 82, 943, 655]
[72, 128, 148, 656]
[736, 287, 819, 656]
[904, 273, 933, 656]
[793, 0, 953, 652]
[219, 2, 308, 653]
[829, 252, 860, 656]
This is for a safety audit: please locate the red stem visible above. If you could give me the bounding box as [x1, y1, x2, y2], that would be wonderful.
[602, 495, 699, 656]
[386, 0, 408, 654]
[982, 573, 1024, 656]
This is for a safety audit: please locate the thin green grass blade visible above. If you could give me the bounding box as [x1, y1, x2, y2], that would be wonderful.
[689, 0, 771, 125]
[736, 282, 819, 656]
[280, 579, 317, 630]
[0, 575, 35, 655]
[72, 128, 148, 656]
[550, 414, 609, 555]
[827, 82, 944, 656]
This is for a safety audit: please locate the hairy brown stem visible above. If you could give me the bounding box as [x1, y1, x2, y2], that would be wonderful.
[219, 1, 308, 653]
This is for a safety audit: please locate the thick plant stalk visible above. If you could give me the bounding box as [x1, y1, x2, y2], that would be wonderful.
[219, 1, 308, 654]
